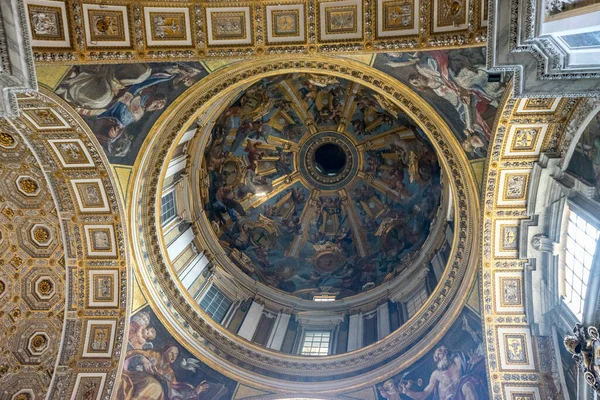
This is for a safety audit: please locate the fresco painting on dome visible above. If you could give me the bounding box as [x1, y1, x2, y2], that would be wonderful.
[117, 306, 236, 400]
[376, 308, 487, 400]
[203, 73, 443, 299]
[373, 48, 507, 159]
[566, 110, 600, 200]
[55, 62, 208, 165]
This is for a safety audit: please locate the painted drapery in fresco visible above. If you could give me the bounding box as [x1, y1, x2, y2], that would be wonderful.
[55, 62, 208, 165]
[374, 48, 507, 160]
[118, 306, 236, 400]
[376, 308, 488, 400]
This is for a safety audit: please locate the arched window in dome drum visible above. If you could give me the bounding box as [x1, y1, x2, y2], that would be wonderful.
[160, 191, 177, 225]
[300, 330, 331, 356]
[199, 284, 233, 323]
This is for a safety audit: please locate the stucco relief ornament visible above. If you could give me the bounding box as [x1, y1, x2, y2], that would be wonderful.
[33, 227, 49, 243]
[30, 334, 48, 352]
[19, 178, 39, 194]
[545, 0, 576, 15]
[373, 93, 400, 119]
[531, 235, 541, 250]
[37, 279, 53, 296]
[0, 132, 15, 147]
[531, 234, 553, 253]
[564, 323, 600, 394]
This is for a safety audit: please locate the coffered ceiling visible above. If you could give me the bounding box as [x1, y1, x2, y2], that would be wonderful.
[24, 0, 489, 63]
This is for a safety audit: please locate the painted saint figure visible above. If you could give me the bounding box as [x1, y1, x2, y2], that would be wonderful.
[119, 344, 229, 400]
[398, 345, 487, 400]
[57, 63, 204, 159]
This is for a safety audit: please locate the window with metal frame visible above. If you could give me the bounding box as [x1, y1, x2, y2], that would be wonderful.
[406, 286, 428, 318]
[199, 284, 232, 323]
[161, 191, 177, 225]
[300, 330, 331, 356]
[564, 211, 599, 320]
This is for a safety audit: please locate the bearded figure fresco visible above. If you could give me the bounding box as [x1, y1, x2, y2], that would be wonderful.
[118, 307, 236, 400]
[55, 62, 207, 164]
[377, 309, 488, 400]
[202, 72, 443, 299]
[374, 48, 507, 159]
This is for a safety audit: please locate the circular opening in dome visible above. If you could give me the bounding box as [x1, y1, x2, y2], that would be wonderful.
[314, 143, 346, 176]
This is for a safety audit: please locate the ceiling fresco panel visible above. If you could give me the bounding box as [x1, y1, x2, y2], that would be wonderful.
[117, 306, 237, 400]
[118, 304, 487, 399]
[375, 307, 487, 400]
[48, 48, 507, 167]
[53, 62, 208, 164]
[373, 48, 508, 160]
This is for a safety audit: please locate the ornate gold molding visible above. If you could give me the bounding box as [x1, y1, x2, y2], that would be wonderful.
[26, 0, 488, 64]
[3, 89, 131, 400]
[480, 86, 580, 398]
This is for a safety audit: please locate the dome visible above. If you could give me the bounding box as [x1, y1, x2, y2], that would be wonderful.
[200, 73, 444, 300]
[124, 56, 479, 392]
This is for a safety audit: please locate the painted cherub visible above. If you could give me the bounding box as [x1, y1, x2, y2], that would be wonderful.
[128, 311, 157, 350]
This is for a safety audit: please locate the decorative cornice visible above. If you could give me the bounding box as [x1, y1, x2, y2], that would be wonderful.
[487, 0, 600, 97]
[25, 0, 488, 64]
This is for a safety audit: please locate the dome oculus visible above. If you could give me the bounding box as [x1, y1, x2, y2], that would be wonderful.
[315, 143, 346, 175]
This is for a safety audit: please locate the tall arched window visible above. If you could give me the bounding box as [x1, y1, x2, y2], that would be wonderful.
[563, 209, 600, 320]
